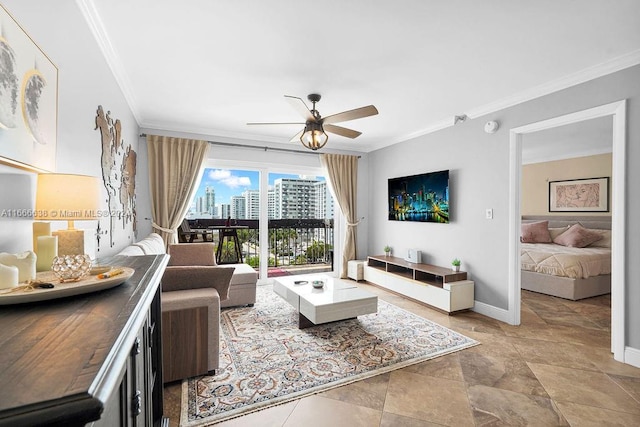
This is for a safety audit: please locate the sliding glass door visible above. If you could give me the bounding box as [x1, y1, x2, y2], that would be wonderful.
[186, 165, 335, 280]
[267, 172, 334, 278]
[186, 168, 262, 268]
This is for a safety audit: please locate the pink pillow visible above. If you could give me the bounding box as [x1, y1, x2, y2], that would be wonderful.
[521, 221, 552, 243]
[553, 223, 603, 248]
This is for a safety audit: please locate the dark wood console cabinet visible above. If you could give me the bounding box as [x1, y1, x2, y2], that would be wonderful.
[0, 254, 169, 426]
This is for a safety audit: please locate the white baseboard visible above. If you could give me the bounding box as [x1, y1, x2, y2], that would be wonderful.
[471, 300, 512, 324]
[624, 346, 640, 368]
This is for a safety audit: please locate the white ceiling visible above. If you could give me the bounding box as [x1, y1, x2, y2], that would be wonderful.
[522, 116, 613, 164]
[80, 0, 640, 153]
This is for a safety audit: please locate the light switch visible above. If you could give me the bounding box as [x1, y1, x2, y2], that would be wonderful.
[485, 208, 493, 219]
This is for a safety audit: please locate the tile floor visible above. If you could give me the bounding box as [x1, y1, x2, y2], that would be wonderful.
[163, 283, 640, 426]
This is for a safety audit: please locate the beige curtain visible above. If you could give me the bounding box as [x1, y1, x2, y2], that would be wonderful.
[320, 154, 359, 278]
[147, 135, 209, 248]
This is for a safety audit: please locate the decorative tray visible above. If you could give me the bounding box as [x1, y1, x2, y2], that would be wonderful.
[0, 267, 134, 305]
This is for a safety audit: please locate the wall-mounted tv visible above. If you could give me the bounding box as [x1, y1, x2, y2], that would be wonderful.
[388, 170, 449, 223]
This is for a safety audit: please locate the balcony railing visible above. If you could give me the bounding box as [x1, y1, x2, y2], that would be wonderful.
[188, 218, 334, 277]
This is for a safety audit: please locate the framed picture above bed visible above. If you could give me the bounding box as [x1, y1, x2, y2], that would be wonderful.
[549, 177, 609, 212]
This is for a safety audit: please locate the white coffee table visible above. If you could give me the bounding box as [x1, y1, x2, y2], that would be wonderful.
[273, 276, 378, 328]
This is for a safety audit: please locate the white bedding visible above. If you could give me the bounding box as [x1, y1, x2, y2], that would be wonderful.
[521, 243, 611, 279]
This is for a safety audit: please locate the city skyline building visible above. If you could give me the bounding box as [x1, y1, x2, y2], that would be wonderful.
[243, 189, 260, 220]
[187, 175, 334, 220]
[220, 203, 231, 219]
[205, 186, 215, 215]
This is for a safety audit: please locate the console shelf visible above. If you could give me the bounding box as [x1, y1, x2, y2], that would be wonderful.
[365, 255, 474, 313]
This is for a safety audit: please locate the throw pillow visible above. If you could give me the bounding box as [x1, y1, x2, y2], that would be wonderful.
[549, 226, 571, 240]
[521, 221, 552, 243]
[553, 223, 603, 248]
[587, 229, 611, 248]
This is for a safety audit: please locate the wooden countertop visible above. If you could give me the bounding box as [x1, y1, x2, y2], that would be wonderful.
[0, 254, 169, 425]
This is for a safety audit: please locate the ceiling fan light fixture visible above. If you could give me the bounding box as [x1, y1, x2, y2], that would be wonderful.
[249, 93, 378, 150]
[300, 121, 328, 151]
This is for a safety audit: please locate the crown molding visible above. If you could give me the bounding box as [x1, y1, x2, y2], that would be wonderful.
[76, 0, 141, 124]
[140, 120, 287, 145]
[139, 120, 370, 154]
[466, 50, 640, 120]
[75, 1, 640, 154]
[363, 118, 453, 153]
[370, 50, 640, 152]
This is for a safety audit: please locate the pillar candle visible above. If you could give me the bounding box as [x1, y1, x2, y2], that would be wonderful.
[0, 263, 19, 290]
[0, 252, 37, 283]
[33, 222, 51, 252]
[36, 236, 58, 272]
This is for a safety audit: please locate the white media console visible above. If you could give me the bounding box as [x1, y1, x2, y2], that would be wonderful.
[364, 255, 474, 313]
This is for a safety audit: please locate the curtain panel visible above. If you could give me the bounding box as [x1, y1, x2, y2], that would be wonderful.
[320, 153, 359, 278]
[147, 135, 209, 248]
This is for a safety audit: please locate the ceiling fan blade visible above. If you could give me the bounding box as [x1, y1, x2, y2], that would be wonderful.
[324, 124, 362, 139]
[289, 129, 304, 143]
[247, 122, 305, 125]
[322, 105, 378, 124]
[284, 95, 316, 122]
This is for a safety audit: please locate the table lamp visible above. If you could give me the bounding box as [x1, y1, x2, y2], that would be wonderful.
[34, 173, 101, 256]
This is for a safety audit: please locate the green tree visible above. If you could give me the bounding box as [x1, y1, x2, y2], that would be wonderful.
[217, 241, 238, 263]
[305, 241, 332, 263]
[237, 229, 258, 245]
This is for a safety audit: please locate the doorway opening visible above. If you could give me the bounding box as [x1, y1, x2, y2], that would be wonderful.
[509, 100, 627, 362]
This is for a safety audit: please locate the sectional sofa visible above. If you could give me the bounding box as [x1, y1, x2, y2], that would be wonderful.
[118, 233, 258, 307]
[117, 233, 258, 381]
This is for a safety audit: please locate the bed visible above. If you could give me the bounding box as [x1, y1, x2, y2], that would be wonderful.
[520, 215, 611, 300]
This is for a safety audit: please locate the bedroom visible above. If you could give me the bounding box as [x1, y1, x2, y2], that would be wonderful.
[521, 117, 613, 302]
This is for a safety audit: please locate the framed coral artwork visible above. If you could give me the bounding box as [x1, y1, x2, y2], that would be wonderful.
[549, 177, 609, 212]
[0, 4, 58, 172]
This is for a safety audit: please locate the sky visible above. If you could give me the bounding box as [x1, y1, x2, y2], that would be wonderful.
[194, 168, 325, 205]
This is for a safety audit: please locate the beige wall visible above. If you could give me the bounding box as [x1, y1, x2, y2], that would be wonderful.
[522, 153, 612, 216]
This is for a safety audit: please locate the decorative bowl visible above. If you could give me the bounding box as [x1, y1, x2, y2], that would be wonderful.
[312, 280, 324, 289]
[51, 255, 92, 282]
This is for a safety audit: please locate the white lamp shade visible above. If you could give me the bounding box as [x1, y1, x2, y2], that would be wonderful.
[34, 174, 101, 221]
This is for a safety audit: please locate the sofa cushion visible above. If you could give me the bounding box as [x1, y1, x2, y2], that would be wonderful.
[228, 263, 258, 285]
[161, 288, 219, 373]
[162, 266, 235, 300]
[117, 245, 145, 256]
[168, 243, 216, 266]
[162, 287, 219, 311]
[133, 233, 166, 255]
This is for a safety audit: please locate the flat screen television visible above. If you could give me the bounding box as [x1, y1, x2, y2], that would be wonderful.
[388, 170, 449, 223]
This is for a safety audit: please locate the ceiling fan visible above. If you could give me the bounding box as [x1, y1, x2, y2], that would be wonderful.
[247, 94, 379, 151]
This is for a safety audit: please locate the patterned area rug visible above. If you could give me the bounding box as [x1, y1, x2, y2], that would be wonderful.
[181, 284, 478, 426]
